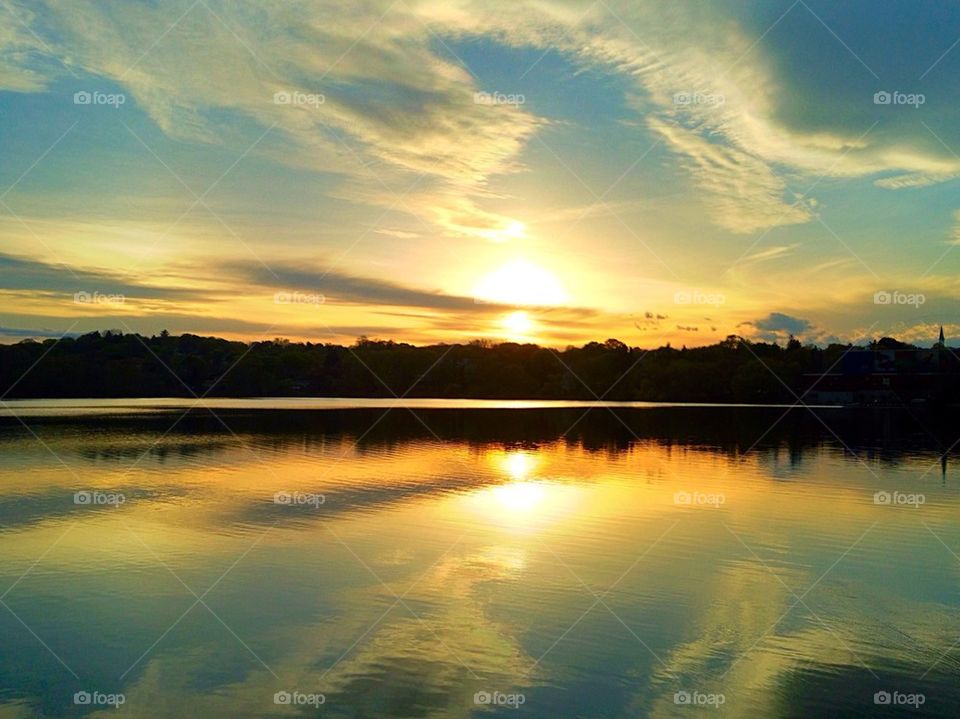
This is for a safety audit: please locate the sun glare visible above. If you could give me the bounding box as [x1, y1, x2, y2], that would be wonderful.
[473, 259, 568, 307]
[502, 311, 533, 340]
[500, 451, 538, 480]
[494, 482, 546, 512]
[502, 220, 526, 240]
[494, 451, 544, 512]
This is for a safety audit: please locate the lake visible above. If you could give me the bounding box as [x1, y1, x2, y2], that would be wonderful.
[1, 401, 958, 717]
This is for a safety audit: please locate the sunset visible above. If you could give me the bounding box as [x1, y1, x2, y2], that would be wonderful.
[3, 2, 960, 718]
[2, 1, 959, 348]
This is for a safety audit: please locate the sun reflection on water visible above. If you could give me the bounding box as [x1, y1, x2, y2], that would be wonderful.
[493, 451, 547, 512]
[493, 481, 546, 512]
[500, 450, 538, 481]
[455, 449, 584, 532]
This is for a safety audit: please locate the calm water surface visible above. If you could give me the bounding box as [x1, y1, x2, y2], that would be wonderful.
[1, 402, 959, 717]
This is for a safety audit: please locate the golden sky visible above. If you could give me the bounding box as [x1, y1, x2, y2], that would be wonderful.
[2, 1, 960, 347]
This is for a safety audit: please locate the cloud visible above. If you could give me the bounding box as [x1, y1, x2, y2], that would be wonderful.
[6, 0, 960, 348]
[0, 252, 211, 300]
[649, 119, 813, 233]
[740, 312, 813, 342]
[6, 0, 545, 242]
[874, 171, 960, 190]
[232, 260, 503, 312]
[8, 0, 960, 242]
[754, 312, 811, 335]
[739, 244, 803, 265]
[633, 311, 667, 331]
[566, 1, 960, 230]
[0, 4, 55, 92]
[951, 210, 960, 246]
[0, 325, 77, 339]
[235, 259, 601, 317]
[0, 310, 401, 345]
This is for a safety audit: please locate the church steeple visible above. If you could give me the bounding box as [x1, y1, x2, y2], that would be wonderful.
[939, 325, 946, 347]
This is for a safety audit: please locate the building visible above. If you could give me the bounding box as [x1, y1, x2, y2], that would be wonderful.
[802, 327, 957, 406]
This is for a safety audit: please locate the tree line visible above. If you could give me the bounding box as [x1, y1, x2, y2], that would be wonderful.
[0, 331, 937, 401]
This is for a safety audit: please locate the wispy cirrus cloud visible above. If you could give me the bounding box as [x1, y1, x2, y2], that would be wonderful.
[3, 0, 545, 242]
[7, 0, 960, 242]
[0, 252, 210, 300]
[4, 0, 960, 347]
[648, 119, 814, 233]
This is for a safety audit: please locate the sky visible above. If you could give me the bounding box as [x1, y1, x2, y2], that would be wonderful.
[1, 0, 960, 348]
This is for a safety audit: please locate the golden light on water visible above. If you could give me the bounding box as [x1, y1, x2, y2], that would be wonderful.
[492, 451, 546, 511]
[493, 481, 546, 512]
[458, 449, 578, 527]
[500, 451, 538, 480]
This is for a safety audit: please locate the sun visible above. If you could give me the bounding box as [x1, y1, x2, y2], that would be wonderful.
[473, 259, 568, 306]
[502, 311, 533, 339]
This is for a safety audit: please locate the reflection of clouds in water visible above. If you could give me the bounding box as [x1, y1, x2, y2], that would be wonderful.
[467, 545, 528, 577]
[375, 548, 419, 567]
[161, 565, 516, 717]
[101, 541, 533, 719]
[641, 558, 803, 718]
[0, 701, 36, 719]
[638, 533, 960, 719]
[318, 547, 532, 716]
[8, 419, 960, 717]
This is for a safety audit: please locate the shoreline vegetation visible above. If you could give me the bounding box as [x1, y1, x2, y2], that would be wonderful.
[1, 330, 957, 404]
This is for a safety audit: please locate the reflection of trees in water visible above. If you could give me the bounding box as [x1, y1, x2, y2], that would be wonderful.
[2, 407, 957, 470]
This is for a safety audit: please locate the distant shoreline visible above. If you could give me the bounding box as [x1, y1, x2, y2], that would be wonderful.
[1, 397, 844, 410]
[3, 331, 957, 406]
